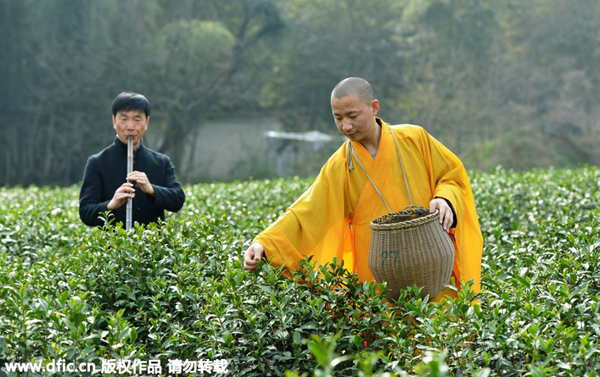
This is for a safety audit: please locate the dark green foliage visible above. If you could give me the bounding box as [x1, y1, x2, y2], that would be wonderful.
[1, 167, 600, 376]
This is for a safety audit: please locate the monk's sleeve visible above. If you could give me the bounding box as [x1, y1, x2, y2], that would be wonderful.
[426, 137, 469, 223]
[253, 158, 352, 271]
[422, 129, 483, 293]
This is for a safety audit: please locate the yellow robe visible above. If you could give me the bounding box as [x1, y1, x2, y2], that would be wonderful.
[255, 119, 483, 300]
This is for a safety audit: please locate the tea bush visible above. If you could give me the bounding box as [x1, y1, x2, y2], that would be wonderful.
[1, 167, 599, 376]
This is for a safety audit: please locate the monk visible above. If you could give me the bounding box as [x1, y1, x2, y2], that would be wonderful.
[244, 77, 482, 301]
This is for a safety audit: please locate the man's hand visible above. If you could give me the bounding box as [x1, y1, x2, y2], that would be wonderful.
[429, 197, 453, 233]
[127, 171, 155, 196]
[107, 182, 135, 211]
[244, 243, 265, 271]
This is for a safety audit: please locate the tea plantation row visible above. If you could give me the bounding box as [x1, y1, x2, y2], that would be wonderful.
[1, 166, 599, 376]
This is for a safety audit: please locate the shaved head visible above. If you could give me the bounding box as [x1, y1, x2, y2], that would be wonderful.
[331, 77, 374, 105]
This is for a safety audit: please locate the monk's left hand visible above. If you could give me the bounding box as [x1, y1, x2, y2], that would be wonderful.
[127, 171, 155, 196]
[429, 197, 453, 233]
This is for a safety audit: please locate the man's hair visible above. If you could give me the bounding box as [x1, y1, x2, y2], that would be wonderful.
[111, 92, 151, 117]
[331, 77, 374, 105]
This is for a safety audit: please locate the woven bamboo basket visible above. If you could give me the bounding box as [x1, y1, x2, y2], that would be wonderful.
[368, 206, 455, 300]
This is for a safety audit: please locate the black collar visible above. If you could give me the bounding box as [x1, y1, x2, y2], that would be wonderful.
[114, 136, 144, 156]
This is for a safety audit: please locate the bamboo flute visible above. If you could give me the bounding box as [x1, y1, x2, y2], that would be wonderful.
[126, 137, 133, 230]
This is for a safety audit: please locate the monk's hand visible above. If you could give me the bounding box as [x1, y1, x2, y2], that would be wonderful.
[127, 171, 155, 196]
[107, 182, 135, 210]
[429, 197, 453, 233]
[244, 243, 265, 271]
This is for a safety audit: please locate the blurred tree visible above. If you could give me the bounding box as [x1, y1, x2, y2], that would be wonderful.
[0, 0, 27, 185]
[146, 19, 236, 168]
[0, 0, 124, 185]
[262, 0, 407, 133]
[522, 0, 600, 136]
[393, 0, 499, 150]
[146, 0, 286, 169]
[1, 0, 600, 185]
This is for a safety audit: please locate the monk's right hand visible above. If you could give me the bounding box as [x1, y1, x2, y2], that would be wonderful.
[244, 242, 265, 271]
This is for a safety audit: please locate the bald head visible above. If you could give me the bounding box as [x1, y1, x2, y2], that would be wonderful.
[331, 77, 374, 105]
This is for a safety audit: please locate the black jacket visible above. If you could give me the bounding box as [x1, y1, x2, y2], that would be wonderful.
[79, 137, 185, 227]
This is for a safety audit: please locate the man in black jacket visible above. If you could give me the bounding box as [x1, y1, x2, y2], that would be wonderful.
[79, 92, 185, 227]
